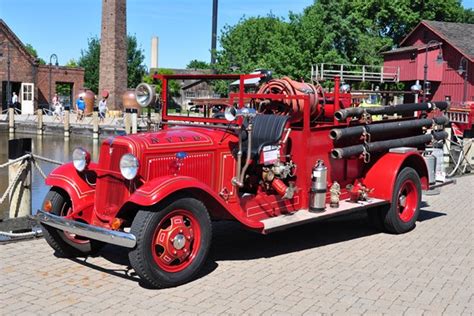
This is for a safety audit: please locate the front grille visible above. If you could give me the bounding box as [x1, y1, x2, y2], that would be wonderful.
[95, 142, 131, 220]
[147, 152, 213, 186]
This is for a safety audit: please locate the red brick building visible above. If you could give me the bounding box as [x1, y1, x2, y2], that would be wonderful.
[0, 19, 85, 113]
[383, 21, 473, 105]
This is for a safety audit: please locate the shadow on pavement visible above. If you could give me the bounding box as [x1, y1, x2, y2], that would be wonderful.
[417, 209, 446, 222]
[62, 208, 445, 288]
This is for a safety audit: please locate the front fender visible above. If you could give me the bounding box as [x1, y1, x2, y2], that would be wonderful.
[127, 176, 264, 230]
[129, 175, 223, 207]
[363, 152, 428, 201]
[45, 162, 96, 212]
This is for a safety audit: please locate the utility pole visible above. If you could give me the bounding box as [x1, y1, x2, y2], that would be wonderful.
[211, 0, 218, 72]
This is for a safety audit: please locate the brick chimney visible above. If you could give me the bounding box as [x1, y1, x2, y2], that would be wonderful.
[99, 0, 127, 111]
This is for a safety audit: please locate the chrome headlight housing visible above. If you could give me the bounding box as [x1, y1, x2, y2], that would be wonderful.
[120, 154, 139, 180]
[72, 147, 90, 172]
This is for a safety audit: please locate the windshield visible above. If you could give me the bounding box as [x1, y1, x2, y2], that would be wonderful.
[157, 74, 263, 124]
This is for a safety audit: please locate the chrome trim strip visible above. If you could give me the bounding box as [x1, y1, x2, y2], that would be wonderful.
[35, 210, 136, 248]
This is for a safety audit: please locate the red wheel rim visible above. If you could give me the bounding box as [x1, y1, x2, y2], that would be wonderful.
[151, 209, 201, 273]
[61, 204, 89, 245]
[397, 179, 418, 223]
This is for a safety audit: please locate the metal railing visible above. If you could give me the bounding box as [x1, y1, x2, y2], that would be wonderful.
[311, 63, 400, 83]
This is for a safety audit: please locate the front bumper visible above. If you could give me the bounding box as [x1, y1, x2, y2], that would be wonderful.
[35, 210, 136, 248]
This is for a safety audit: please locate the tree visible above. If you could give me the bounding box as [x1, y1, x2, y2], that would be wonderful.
[77, 35, 146, 93]
[215, 0, 473, 80]
[143, 68, 181, 97]
[186, 59, 210, 69]
[215, 14, 308, 79]
[65, 59, 78, 67]
[78, 37, 101, 93]
[24, 43, 46, 64]
[127, 35, 147, 89]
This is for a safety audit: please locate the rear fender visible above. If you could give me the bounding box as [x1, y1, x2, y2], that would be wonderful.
[363, 152, 428, 201]
[45, 162, 96, 213]
[126, 176, 263, 229]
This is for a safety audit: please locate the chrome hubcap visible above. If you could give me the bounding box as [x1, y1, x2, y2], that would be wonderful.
[173, 234, 186, 250]
[399, 195, 407, 208]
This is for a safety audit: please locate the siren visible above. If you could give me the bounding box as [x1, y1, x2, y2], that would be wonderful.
[224, 106, 257, 121]
[135, 83, 156, 108]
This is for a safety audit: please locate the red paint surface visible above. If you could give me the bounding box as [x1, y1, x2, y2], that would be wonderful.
[383, 22, 473, 104]
[45, 73, 435, 234]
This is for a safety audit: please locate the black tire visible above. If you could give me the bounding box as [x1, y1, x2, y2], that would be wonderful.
[382, 167, 422, 234]
[129, 197, 212, 288]
[41, 188, 104, 257]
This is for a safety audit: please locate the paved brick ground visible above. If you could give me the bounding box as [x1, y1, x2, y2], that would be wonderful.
[1, 175, 473, 315]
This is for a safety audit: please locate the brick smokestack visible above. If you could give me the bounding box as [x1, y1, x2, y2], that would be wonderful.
[99, 0, 127, 111]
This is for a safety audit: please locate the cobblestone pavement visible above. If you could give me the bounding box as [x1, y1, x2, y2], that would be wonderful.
[1, 176, 473, 315]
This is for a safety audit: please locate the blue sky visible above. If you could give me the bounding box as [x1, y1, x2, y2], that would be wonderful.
[1, 0, 473, 69]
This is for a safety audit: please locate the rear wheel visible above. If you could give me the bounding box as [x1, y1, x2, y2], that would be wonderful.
[41, 189, 103, 257]
[129, 197, 212, 288]
[382, 167, 422, 234]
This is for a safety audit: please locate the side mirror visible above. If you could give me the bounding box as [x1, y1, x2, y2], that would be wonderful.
[224, 106, 256, 121]
[135, 83, 156, 108]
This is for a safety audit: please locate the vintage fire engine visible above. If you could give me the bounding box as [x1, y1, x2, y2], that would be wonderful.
[36, 72, 451, 288]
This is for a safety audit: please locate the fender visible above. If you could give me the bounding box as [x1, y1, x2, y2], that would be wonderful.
[363, 152, 429, 201]
[45, 162, 97, 212]
[127, 175, 263, 229]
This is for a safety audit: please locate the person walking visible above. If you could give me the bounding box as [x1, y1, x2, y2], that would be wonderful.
[76, 95, 85, 121]
[11, 91, 18, 105]
[98, 97, 108, 123]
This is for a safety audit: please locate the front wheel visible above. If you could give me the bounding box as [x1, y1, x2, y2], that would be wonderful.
[41, 188, 103, 257]
[382, 167, 422, 234]
[128, 198, 212, 288]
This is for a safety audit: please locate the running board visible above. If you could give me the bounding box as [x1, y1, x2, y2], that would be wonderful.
[261, 198, 389, 233]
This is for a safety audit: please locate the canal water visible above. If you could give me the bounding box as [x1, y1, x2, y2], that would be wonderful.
[0, 132, 102, 219]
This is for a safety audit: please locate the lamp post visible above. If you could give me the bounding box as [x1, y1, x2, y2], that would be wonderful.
[458, 56, 469, 105]
[49, 53, 59, 110]
[423, 40, 443, 102]
[411, 80, 422, 103]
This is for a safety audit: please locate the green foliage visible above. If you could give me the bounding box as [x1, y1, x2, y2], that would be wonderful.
[186, 59, 210, 69]
[77, 35, 146, 93]
[143, 68, 181, 97]
[215, 0, 473, 80]
[56, 83, 72, 97]
[24, 43, 46, 64]
[65, 59, 78, 67]
[127, 35, 147, 89]
[215, 14, 309, 79]
[78, 37, 101, 92]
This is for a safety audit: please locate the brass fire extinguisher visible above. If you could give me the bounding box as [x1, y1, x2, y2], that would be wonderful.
[310, 160, 327, 212]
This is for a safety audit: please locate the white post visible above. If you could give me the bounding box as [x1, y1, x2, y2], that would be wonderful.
[131, 108, 138, 134]
[8, 107, 15, 134]
[124, 108, 131, 134]
[92, 110, 99, 139]
[37, 109, 43, 135]
[64, 106, 70, 138]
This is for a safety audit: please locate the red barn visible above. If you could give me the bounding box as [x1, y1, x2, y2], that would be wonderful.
[383, 21, 473, 105]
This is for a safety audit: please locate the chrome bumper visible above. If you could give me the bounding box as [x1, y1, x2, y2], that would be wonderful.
[35, 210, 136, 248]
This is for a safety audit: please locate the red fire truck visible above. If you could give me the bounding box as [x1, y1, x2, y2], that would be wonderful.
[36, 72, 451, 288]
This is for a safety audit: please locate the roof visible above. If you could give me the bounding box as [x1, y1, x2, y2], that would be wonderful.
[401, 20, 474, 61]
[381, 46, 417, 55]
[0, 19, 37, 65]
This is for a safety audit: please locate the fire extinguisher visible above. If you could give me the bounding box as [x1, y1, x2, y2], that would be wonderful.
[310, 160, 327, 212]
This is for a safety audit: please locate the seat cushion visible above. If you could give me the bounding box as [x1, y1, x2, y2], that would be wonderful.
[247, 114, 289, 157]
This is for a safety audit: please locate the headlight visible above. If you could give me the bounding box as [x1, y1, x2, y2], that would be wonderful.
[120, 154, 139, 180]
[72, 147, 90, 172]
